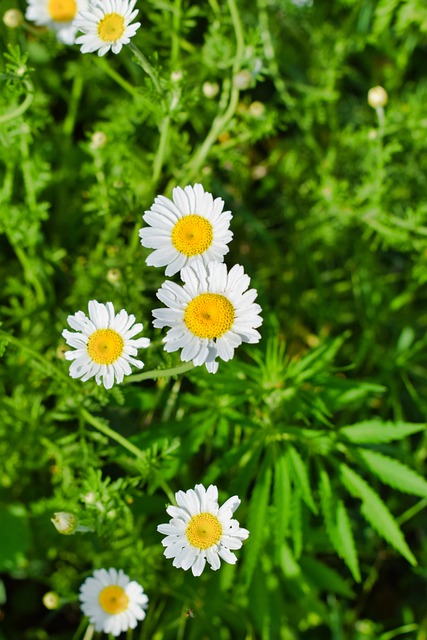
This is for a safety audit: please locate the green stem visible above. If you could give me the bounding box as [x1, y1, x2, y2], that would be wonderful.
[152, 115, 171, 185]
[128, 42, 163, 96]
[125, 361, 195, 383]
[80, 407, 145, 460]
[81, 624, 95, 640]
[397, 498, 427, 526]
[0, 80, 33, 124]
[95, 57, 139, 97]
[72, 618, 90, 640]
[63, 73, 84, 136]
[177, 0, 244, 183]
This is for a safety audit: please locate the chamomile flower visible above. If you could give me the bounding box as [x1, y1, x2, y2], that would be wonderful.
[157, 484, 249, 577]
[74, 0, 141, 56]
[139, 184, 233, 276]
[79, 568, 148, 636]
[62, 300, 150, 389]
[152, 260, 262, 373]
[25, 0, 88, 44]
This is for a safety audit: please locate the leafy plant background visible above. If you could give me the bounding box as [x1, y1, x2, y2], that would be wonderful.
[1, 0, 427, 638]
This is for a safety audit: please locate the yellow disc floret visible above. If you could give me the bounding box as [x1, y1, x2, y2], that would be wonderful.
[87, 329, 124, 365]
[184, 293, 235, 339]
[99, 585, 129, 615]
[98, 13, 125, 42]
[47, 0, 76, 21]
[171, 215, 213, 256]
[186, 513, 223, 550]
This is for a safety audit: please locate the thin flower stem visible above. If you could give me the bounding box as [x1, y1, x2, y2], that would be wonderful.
[152, 114, 171, 185]
[81, 623, 95, 640]
[79, 407, 145, 460]
[95, 57, 139, 97]
[72, 618, 90, 640]
[176, 0, 245, 183]
[63, 73, 84, 137]
[0, 80, 33, 124]
[125, 361, 195, 383]
[128, 42, 163, 97]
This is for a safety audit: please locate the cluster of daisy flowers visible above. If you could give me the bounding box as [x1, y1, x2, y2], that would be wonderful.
[75, 483, 248, 635]
[63, 183, 262, 385]
[24, 0, 141, 55]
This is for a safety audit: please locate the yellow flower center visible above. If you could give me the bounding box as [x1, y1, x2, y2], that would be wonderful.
[87, 329, 124, 365]
[47, 0, 76, 21]
[186, 513, 222, 550]
[171, 215, 213, 256]
[98, 585, 129, 615]
[184, 294, 235, 339]
[98, 13, 125, 42]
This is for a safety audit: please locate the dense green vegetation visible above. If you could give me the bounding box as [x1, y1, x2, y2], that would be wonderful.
[1, 0, 427, 637]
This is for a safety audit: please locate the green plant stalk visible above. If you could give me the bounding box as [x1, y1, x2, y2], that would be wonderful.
[63, 73, 84, 137]
[177, 0, 244, 183]
[128, 42, 163, 96]
[0, 79, 33, 124]
[80, 407, 145, 460]
[95, 57, 139, 97]
[125, 361, 195, 383]
[152, 114, 171, 185]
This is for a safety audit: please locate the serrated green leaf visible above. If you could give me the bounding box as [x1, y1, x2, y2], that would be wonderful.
[318, 467, 360, 582]
[291, 487, 303, 560]
[273, 453, 291, 563]
[357, 449, 427, 498]
[336, 500, 361, 582]
[339, 464, 417, 566]
[243, 463, 272, 586]
[287, 445, 317, 513]
[339, 421, 426, 444]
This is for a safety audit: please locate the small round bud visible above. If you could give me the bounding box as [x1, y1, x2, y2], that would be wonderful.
[106, 268, 121, 283]
[367, 85, 388, 108]
[90, 131, 107, 150]
[171, 70, 183, 83]
[251, 165, 267, 180]
[83, 491, 97, 504]
[56, 344, 68, 360]
[3, 9, 24, 28]
[43, 592, 60, 610]
[202, 82, 219, 99]
[51, 512, 77, 535]
[249, 101, 265, 118]
[233, 70, 252, 90]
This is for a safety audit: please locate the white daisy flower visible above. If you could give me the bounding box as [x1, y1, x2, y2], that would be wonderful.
[152, 260, 262, 373]
[74, 0, 141, 57]
[79, 568, 148, 637]
[62, 300, 150, 389]
[139, 183, 233, 276]
[25, 0, 88, 44]
[157, 484, 249, 577]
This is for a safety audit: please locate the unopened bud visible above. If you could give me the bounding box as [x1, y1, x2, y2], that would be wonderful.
[171, 70, 183, 82]
[233, 70, 251, 90]
[3, 9, 24, 28]
[368, 85, 388, 109]
[106, 268, 121, 284]
[43, 592, 60, 610]
[90, 131, 107, 150]
[249, 101, 265, 117]
[202, 82, 219, 99]
[51, 512, 77, 535]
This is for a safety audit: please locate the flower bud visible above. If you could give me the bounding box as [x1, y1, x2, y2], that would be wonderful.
[90, 131, 107, 150]
[368, 86, 388, 108]
[106, 268, 121, 283]
[3, 9, 24, 28]
[202, 82, 219, 99]
[51, 512, 77, 535]
[233, 70, 252, 90]
[43, 591, 60, 610]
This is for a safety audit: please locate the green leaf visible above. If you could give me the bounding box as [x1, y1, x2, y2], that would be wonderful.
[291, 487, 303, 560]
[299, 556, 354, 598]
[273, 453, 291, 562]
[357, 449, 427, 498]
[318, 467, 360, 582]
[339, 464, 417, 566]
[339, 421, 426, 444]
[287, 445, 317, 513]
[335, 500, 361, 582]
[243, 462, 272, 586]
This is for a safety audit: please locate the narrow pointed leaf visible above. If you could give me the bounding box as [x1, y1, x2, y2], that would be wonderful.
[243, 463, 272, 586]
[273, 454, 291, 562]
[357, 449, 427, 498]
[287, 445, 317, 513]
[339, 421, 426, 444]
[339, 464, 416, 566]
